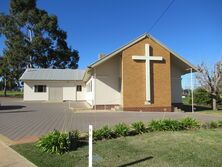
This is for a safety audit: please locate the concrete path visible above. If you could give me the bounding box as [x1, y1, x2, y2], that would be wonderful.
[0, 140, 37, 167]
[0, 97, 222, 142]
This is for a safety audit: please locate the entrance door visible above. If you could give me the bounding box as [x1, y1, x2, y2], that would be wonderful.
[49, 87, 63, 101]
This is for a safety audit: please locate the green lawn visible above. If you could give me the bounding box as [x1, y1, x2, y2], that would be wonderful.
[0, 90, 23, 97]
[199, 111, 222, 115]
[12, 129, 222, 167]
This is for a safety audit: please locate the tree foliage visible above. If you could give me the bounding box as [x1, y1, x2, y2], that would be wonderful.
[193, 87, 211, 106]
[196, 61, 222, 110]
[0, 0, 79, 84]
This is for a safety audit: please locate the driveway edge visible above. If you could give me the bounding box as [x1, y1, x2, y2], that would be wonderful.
[0, 140, 38, 167]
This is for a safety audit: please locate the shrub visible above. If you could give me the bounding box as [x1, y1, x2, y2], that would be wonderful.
[209, 121, 219, 128]
[93, 126, 113, 140]
[180, 117, 200, 130]
[36, 130, 79, 154]
[161, 119, 182, 131]
[218, 121, 222, 127]
[203, 121, 219, 129]
[148, 119, 182, 131]
[148, 118, 200, 131]
[113, 123, 129, 137]
[131, 121, 146, 134]
[148, 120, 164, 131]
[194, 88, 211, 106]
[68, 130, 80, 150]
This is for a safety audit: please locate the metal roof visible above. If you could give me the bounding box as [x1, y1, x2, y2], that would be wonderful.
[20, 68, 86, 81]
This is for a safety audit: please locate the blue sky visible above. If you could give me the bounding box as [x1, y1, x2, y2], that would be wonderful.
[0, 0, 222, 88]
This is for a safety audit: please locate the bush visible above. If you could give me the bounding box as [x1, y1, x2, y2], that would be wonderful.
[218, 121, 222, 127]
[131, 121, 146, 134]
[203, 121, 219, 129]
[148, 120, 164, 131]
[161, 119, 182, 131]
[93, 126, 113, 140]
[180, 117, 200, 130]
[68, 130, 80, 150]
[209, 121, 219, 128]
[194, 88, 211, 106]
[36, 130, 79, 154]
[148, 118, 200, 131]
[148, 119, 182, 131]
[113, 123, 129, 137]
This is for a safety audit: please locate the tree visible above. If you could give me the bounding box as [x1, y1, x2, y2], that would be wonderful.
[0, 56, 18, 96]
[193, 87, 211, 106]
[196, 61, 222, 110]
[0, 0, 79, 84]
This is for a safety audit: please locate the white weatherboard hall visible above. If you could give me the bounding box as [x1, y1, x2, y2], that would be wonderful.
[20, 69, 86, 101]
[20, 33, 196, 112]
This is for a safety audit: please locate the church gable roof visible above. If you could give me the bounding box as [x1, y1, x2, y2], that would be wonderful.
[88, 33, 197, 72]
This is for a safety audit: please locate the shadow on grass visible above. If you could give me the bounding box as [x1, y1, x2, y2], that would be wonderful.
[77, 140, 88, 148]
[117, 156, 153, 167]
[0, 105, 26, 111]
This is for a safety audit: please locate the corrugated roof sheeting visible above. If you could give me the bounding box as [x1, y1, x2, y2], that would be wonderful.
[20, 68, 86, 81]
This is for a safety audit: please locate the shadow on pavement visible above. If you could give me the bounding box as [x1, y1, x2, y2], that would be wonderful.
[183, 105, 212, 112]
[0, 110, 36, 114]
[0, 105, 26, 110]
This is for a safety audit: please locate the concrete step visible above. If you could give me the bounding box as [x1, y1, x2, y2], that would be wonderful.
[174, 107, 184, 112]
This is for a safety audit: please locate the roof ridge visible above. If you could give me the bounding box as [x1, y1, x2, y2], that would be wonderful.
[88, 33, 197, 71]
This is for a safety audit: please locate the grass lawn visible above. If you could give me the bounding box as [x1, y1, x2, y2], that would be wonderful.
[199, 111, 222, 115]
[0, 90, 23, 97]
[12, 129, 222, 167]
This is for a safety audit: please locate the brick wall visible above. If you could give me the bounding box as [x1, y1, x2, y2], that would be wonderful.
[122, 37, 172, 112]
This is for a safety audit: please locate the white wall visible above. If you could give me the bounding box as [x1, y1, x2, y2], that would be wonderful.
[24, 81, 48, 101]
[85, 77, 95, 105]
[63, 86, 76, 101]
[23, 80, 85, 101]
[94, 55, 121, 105]
[171, 64, 183, 103]
[76, 83, 86, 101]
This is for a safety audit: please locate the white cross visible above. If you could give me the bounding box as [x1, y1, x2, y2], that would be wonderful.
[132, 44, 163, 104]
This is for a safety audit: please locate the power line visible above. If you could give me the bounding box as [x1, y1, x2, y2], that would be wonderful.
[148, 0, 176, 33]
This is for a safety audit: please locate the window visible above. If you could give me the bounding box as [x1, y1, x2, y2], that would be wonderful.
[34, 85, 46, 92]
[77, 85, 82, 92]
[86, 81, 92, 92]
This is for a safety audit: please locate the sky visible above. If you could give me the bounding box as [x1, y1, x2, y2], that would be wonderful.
[0, 0, 222, 88]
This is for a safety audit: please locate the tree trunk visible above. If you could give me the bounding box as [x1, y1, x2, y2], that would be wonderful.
[212, 98, 217, 111]
[3, 76, 7, 97]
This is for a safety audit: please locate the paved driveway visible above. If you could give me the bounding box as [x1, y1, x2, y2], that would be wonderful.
[0, 97, 222, 141]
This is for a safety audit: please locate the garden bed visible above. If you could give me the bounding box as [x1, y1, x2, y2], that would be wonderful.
[12, 128, 222, 167]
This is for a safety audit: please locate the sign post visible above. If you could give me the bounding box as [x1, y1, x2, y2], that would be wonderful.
[89, 125, 93, 167]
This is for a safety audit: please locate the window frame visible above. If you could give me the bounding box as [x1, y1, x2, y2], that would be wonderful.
[34, 85, 47, 93]
[76, 85, 82, 92]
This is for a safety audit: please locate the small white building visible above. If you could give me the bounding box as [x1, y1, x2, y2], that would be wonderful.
[20, 33, 196, 112]
[20, 69, 86, 101]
